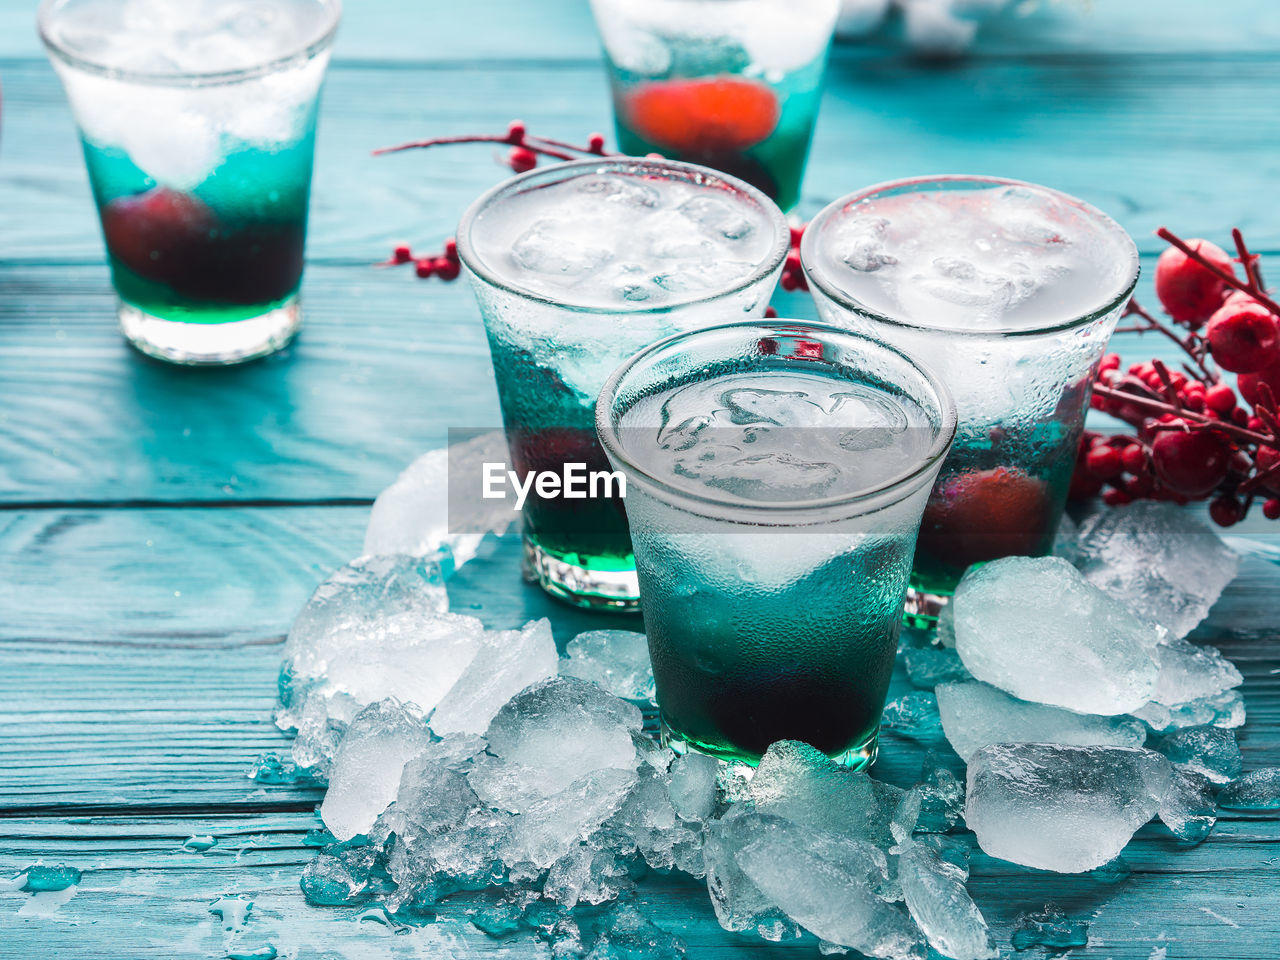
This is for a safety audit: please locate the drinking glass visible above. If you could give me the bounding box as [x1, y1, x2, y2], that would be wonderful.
[596, 321, 956, 766]
[40, 0, 340, 364]
[802, 175, 1140, 624]
[588, 0, 839, 212]
[456, 158, 788, 612]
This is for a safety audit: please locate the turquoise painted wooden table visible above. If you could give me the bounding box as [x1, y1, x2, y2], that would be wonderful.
[3, 1, 1280, 956]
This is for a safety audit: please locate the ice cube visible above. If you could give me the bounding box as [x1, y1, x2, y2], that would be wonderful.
[835, 0, 892, 37]
[1074, 502, 1241, 638]
[1159, 767, 1217, 843]
[677, 196, 756, 241]
[1156, 725, 1243, 784]
[901, 0, 980, 57]
[732, 816, 924, 959]
[283, 605, 487, 722]
[544, 841, 633, 908]
[915, 759, 965, 834]
[965, 742, 1171, 872]
[300, 852, 371, 906]
[588, 904, 687, 960]
[904, 644, 971, 689]
[1218, 768, 1280, 810]
[1010, 905, 1088, 951]
[430, 619, 558, 735]
[935, 602, 957, 648]
[484, 678, 643, 800]
[952, 556, 1163, 715]
[559, 630, 656, 702]
[282, 554, 448, 696]
[363, 431, 514, 566]
[513, 218, 615, 275]
[320, 699, 433, 841]
[702, 807, 802, 941]
[1131, 688, 1245, 733]
[749, 741, 915, 848]
[667, 751, 721, 823]
[603, 766, 685, 873]
[1150, 638, 1243, 706]
[503, 767, 639, 871]
[896, 838, 997, 960]
[935, 681, 1147, 761]
[838, 216, 898, 272]
[880, 692, 944, 742]
[575, 176, 660, 208]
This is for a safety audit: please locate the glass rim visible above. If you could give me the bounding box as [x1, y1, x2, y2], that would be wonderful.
[37, 0, 342, 87]
[800, 174, 1141, 339]
[455, 157, 790, 317]
[595, 319, 958, 520]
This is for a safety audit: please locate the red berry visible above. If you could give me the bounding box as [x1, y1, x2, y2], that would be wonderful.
[780, 272, 799, 292]
[1182, 392, 1205, 412]
[1100, 353, 1121, 372]
[100, 186, 217, 285]
[1249, 416, 1265, 431]
[764, 306, 778, 319]
[506, 121, 526, 144]
[1204, 382, 1237, 414]
[1121, 444, 1148, 474]
[587, 132, 606, 154]
[393, 244, 412, 264]
[443, 237, 458, 262]
[434, 257, 460, 281]
[1102, 487, 1132, 506]
[414, 258, 434, 279]
[1232, 407, 1250, 426]
[1209, 495, 1243, 527]
[1263, 498, 1280, 520]
[1151, 428, 1231, 496]
[625, 77, 780, 152]
[790, 225, 805, 248]
[918, 466, 1051, 570]
[1237, 362, 1280, 408]
[1223, 289, 1257, 309]
[1257, 446, 1280, 496]
[1126, 472, 1155, 497]
[1085, 445, 1124, 480]
[1205, 302, 1280, 373]
[1154, 239, 1236, 324]
[508, 147, 538, 173]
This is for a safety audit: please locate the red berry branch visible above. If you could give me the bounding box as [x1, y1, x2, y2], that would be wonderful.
[1072, 228, 1280, 525]
[373, 120, 811, 295]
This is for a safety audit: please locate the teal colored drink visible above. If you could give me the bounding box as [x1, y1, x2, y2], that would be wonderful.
[82, 132, 316, 325]
[458, 159, 788, 611]
[589, 0, 837, 212]
[803, 177, 1140, 622]
[598, 323, 955, 767]
[40, 0, 339, 364]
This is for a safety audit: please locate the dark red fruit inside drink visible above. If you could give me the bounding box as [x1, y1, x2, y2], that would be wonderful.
[916, 466, 1052, 575]
[625, 77, 780, 153]
[101, 186, 305, 307]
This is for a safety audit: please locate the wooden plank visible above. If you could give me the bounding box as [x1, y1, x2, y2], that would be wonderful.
[2, 506, 1278, 811]
[6, 256, 1279, 504]
[2, 52, 1280, 264]
[5, 0, 1280, 61]
[1, 811, 1280, 958]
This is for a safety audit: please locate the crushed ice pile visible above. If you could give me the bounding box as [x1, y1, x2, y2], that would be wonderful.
[272, 448, 1265, 958]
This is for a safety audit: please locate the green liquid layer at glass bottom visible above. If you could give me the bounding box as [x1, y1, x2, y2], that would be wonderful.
[112, 258, 301, 325]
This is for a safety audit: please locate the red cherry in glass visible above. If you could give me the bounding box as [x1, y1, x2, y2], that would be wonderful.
[919, 466, 1051, 569]
[100, 187, 216, 285]
[1150, 428, 1230, 497]
[1154, 239, 1236, 325]
[625, 77, 780, 153]
[1205, 301, 1280, 373]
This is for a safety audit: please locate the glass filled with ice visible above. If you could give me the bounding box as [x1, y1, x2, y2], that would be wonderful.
[39, 0, 340, 364]
[802, 176, 1139, 624]
[457, 158, 788, 611]
[596, 321, 956, 766]
[587, 0, 838, 212]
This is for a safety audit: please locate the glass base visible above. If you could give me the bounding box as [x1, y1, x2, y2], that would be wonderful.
[522, 536, 640, 612]
[660, 716, 880, 772]
[119, 296, 301, 365]
[903, 585, 952, 630]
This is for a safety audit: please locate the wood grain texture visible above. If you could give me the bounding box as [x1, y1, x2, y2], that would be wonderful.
[3, 53, 1280, 263]
[8, 258, 1280, 505]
